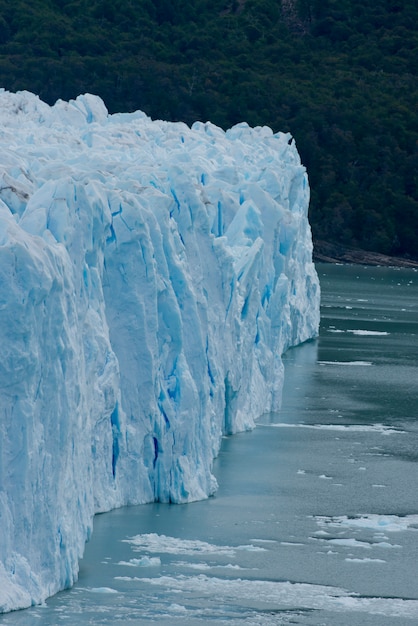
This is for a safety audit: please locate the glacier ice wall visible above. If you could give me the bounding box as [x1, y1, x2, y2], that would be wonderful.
[0, 90, 320, 612]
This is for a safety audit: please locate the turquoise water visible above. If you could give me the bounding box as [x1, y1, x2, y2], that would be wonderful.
[2, 264, 418, 625]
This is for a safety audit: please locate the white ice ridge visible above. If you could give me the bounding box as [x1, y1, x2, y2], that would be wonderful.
[0, 90, 320, 611]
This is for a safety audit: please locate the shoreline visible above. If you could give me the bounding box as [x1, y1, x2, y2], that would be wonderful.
[313, 240, 418, 269]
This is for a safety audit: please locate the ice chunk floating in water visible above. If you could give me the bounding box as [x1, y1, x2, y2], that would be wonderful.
[0, 90, 319, 612]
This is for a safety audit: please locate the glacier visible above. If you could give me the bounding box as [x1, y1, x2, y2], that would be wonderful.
[0, 89, 320, 612]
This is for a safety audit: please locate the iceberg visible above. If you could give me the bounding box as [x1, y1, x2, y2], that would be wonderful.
[0, 89, 320, 612]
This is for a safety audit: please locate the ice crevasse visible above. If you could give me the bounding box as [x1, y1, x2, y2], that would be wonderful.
[0, 90, 320, 612]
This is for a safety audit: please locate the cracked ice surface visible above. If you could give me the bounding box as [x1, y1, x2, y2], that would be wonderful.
[0, 90, 319, 611]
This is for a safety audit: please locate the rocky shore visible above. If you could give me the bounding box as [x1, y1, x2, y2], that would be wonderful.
[313, 240, 418, 269]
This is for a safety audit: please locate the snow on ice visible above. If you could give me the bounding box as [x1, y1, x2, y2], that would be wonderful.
[0, 90, 319, 611]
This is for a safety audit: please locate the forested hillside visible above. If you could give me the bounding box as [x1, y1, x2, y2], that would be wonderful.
[1, 0, 417, 259]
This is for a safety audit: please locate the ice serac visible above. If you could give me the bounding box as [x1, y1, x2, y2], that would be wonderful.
[0, 89, 320, 612]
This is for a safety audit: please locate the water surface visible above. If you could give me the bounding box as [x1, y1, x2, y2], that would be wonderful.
[2, 264, 418, 625]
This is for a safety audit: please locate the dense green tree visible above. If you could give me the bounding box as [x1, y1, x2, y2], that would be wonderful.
[0, 0, 417, 259]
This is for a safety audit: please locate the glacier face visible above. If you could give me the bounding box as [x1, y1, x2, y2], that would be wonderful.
[0, 90, 320, 612]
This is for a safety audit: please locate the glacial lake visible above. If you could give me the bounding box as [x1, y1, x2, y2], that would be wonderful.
[2, 263, 418, 625]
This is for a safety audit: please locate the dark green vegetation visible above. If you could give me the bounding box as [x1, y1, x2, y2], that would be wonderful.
[1, 0, 417, 258]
